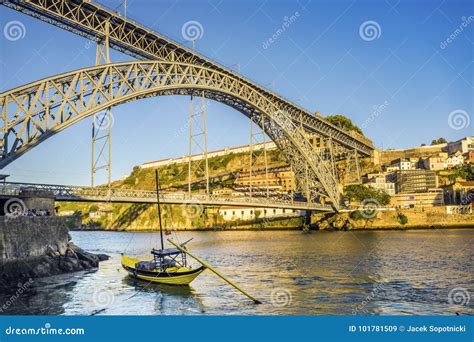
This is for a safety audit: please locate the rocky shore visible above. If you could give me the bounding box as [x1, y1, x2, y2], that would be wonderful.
[0, 216, 108, 291]
[0, 242, 109, 290]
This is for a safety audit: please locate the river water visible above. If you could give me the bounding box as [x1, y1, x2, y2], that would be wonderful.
[1, 229, 473, 315]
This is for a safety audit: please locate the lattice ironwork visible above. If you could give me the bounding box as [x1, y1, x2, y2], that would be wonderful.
[187, 93, 210, 196]
[0, 182, 333, 212]
[1, 61, 345, 209]
[1, 0, 374, 156]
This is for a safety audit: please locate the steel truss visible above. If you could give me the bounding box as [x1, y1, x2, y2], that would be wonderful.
[0, 182, 333, 212]
[188, 93, 210, 196]
[1, 61, 344, 209]
[1, 0, 374, 156]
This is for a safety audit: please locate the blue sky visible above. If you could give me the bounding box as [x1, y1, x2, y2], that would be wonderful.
[0, 0, 472, 185]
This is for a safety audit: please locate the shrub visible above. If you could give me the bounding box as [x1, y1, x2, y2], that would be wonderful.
[397, 213, 408, 225]
[344, 184, 390, 205]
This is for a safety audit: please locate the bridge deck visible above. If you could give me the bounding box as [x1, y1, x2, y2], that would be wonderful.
[0, 183, 333, 212]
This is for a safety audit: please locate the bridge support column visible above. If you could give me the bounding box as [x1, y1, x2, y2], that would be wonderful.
[91, 20, 112, 188]
[187, 92, 210, 197]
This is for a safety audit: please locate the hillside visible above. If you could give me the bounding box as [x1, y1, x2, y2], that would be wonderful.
[57, 148, 305, 230]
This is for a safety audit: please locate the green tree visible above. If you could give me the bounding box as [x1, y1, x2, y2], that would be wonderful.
[431, 137, 447, 145]
[325, 114, 364, 135]
[344, 184, 391, 205]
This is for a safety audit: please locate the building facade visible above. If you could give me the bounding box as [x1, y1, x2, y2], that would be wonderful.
[235, 167, 296, 192]
[140, 142, 277, 169]
[393, 170, 438, 194]
[365, 173, 396, 195]
[218, 206, 304, 221]
[446, 137, 474, 155]
[391, 189, 444, 208]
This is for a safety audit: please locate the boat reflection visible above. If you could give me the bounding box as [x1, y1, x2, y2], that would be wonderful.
[122, 276, 206, 315]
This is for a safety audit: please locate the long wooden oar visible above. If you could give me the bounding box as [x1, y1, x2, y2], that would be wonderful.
[167, 238, 261, 304]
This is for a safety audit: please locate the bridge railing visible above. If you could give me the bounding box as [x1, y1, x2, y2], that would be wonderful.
[1, 182, 333, 211]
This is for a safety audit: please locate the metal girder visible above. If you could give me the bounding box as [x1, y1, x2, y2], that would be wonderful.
[0, 182, 333, 212]
[1, 0, 374, 156]
[0, 61, 343, 209]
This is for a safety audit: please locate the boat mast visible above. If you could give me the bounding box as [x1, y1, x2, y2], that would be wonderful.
[155, 169, 164, 250]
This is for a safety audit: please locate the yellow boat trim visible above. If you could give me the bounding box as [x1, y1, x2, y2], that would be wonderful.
[121, 255, 205, 285]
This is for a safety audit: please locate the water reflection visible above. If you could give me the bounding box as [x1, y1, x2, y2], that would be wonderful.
[0, 229, 472, 315]
[122, 277, 206, 315]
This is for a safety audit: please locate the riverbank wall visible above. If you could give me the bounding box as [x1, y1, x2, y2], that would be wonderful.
[0, 216, 108, 290]
[315, 206, 474, 230]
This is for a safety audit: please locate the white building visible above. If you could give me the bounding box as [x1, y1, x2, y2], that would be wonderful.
[140, 142, 277, 169]
[387, 158, 415, 171]
[218, 206, 304, 221]
[365, 173, 396, 196]
[445, 152, 465, 168]
[446, 137, 474, 155]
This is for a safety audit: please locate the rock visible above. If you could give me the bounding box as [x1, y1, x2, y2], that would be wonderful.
[46, 245, 60, 257]
[97, 254, 110, 261]
[68, 243, 99, 267]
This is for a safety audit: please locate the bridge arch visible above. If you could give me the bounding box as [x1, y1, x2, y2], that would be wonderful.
[0, 61, 340, 209]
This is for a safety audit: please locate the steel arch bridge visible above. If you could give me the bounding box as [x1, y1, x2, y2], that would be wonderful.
[0, 0, 375, 211]
[1, 60, 343, 207]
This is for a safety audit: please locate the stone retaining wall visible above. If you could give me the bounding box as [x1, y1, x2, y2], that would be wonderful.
[0, 216, 81, 261]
